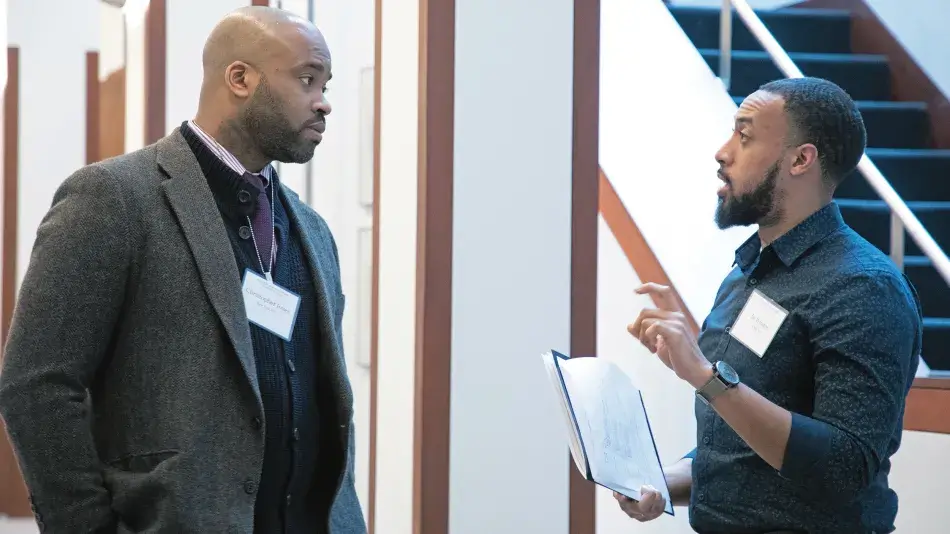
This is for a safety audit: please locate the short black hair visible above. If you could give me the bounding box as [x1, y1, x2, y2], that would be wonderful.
[757, 77, 866, 186]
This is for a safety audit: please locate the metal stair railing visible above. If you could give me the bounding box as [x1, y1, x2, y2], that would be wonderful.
[718, 0, 950, 287]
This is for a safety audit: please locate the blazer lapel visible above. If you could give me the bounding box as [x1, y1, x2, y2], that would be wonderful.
[280, 187, 354, 424]
[156, 130, 260, 402]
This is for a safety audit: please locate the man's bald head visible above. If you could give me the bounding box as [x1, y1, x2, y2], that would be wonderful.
[202, 6, 329, 81]
[194, 6, 333, 170]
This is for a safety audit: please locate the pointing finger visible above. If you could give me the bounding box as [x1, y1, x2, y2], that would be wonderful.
[635, 282, 681, 312]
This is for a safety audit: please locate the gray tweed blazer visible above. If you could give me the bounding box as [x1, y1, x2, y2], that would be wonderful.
[0, 129, 366, 534]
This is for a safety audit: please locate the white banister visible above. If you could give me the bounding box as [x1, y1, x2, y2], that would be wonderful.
[719, 0, 950, 287]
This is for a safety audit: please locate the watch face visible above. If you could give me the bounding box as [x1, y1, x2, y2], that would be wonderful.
[715, 361, 740, 385]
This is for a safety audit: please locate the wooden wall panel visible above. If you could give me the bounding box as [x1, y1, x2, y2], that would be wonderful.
[412, 0, 455, 531]
[569, 0, 600, 531]
[86, 52, 101, 164]
[144, 0, 166, 144]
[0, 45, 30, 519]
[98, 67, 126, 161]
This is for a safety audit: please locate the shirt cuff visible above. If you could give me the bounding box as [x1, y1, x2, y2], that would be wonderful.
[780, 412, 832, 480]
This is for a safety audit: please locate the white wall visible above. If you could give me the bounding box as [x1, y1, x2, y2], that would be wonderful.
[8, 0, 99, 290]
[165, 0, 248, 139]
[448, 0, 574, 531]
[372, 0, 419, 530]
[595, 217, 697, 534]
[889, 430, 950, 532]
[99, 3, 125, 79]
[863, 0, 950, 100]
[298, 0, 377, 515]
[124, 0, 147, 153]
[600, 0, 748, 323]
[597, 1, 950, 532]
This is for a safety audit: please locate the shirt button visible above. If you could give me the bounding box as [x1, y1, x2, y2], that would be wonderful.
[239, 226, 252, 240]
[287, 360, 296, 373]
[703, 436, 710, 445]
[293, 427, 300, 441]
[243, 480, 257, 495]
[238, 190, 252, 203]
[749, 277, 758, 285]
[698, 492, 706, 502]
[286, 494, 292, 506]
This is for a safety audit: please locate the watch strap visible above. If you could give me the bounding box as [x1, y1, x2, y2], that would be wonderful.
[697, 367, 731, 404]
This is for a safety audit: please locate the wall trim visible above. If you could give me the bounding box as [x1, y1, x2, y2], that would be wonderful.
[412, 0, 455, 531]
[144, 0, 166, 144]
[0, 45, 29, 518]
[569, 0, 601, 531]
[86, 52, 101, 164]
[367, 0, 382, 528]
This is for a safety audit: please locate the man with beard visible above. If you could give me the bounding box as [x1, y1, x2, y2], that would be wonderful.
[615, 77, 922, 533]
[0, 6, 365, 534]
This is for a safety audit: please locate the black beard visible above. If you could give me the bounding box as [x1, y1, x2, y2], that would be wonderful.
[715, 160, 782, 229]
[237, 76, 319, 165]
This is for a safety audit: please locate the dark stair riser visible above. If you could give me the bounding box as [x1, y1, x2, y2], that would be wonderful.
[922, 320, 950, 371]
[905, 258, 950, 318]
[838, 201, 950, 256]
[837, 150, 950, 202]
[671, 7, 852, 54]
[701, 49, 891, 101]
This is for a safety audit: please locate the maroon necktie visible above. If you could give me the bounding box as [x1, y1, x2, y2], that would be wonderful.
[243, 173, 275, 275]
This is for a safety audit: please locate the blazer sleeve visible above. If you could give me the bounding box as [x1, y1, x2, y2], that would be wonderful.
[0, 165, 132, 533]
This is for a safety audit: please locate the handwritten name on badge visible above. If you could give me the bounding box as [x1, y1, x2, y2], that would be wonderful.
[729, 289, 789, 358]
[242, 269, 301, 341]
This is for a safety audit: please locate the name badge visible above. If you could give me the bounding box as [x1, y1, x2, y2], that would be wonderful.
[729, 289, 788, 358]
[242, 269, 301, 341]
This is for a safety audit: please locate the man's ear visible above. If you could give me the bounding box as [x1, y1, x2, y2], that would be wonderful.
[789, 143, 819, 177]
[225, 61, 255, 98]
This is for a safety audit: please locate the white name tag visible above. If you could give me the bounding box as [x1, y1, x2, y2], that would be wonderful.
[729, 289, 788, 358]
[242, 269, 301, 341]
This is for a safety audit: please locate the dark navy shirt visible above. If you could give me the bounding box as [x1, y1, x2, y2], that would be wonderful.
[686, 202, 922, 534]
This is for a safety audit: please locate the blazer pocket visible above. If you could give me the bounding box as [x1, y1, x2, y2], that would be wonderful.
[103, 450, 181, 531]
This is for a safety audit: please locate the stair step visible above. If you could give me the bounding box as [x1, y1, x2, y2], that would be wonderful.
[905, 256, 950, 317]
[729, 98, 931, 149]
[669, 6, 852, 54]
[837, 149, 950, 202]
[922, 317, 950, 371]
[853, 101, 931, 149]
[700, 49, 891, 101]
[835, 198, 950, 256]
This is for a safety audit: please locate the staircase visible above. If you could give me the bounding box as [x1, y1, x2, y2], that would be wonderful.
[668, 5, 950, 372]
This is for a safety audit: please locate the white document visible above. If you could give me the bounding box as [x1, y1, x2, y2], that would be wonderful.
[242, 269, 302, 341]
[729, 289, 788, 358]
[540, 350, 673, 515]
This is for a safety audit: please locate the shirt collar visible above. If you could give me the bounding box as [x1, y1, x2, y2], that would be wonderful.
[734, 201, 846, 270]
[187, 120, 274, 186]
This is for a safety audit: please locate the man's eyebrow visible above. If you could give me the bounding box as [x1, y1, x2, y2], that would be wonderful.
[295, 61, 326, 72]
[735, 117, 753, 126]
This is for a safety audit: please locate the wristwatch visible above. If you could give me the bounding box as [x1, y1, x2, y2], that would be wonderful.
[696, 361, 740, 404]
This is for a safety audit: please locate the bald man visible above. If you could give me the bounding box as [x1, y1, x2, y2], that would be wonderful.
[0, 7, 365, 534]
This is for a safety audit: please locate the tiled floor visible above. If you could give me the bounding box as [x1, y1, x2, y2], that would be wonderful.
[0, 518, 37, 534]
